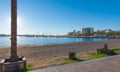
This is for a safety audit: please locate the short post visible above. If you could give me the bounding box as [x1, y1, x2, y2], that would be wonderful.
[69, 52, 76, 60]
[22, 57, 26, 71]
[104, 44, 108, 50]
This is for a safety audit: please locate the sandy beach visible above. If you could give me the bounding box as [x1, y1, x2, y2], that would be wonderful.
[0, 39, 120, 69]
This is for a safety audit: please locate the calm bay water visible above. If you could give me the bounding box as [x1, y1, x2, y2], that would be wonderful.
[0, 36, 120, 47]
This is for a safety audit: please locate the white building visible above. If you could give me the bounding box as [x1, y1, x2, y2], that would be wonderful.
[105, 29, 112, 33]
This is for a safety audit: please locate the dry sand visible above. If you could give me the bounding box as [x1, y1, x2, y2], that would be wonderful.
[0, 39, 120, 69]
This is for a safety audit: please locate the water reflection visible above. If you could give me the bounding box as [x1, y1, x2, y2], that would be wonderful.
[82, 38, 94, 42]
[0, 37, 119, 47]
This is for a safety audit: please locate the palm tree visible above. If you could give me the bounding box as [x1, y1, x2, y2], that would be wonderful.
[10, 0, 18, 61]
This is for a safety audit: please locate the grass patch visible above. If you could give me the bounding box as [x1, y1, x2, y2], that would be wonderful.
[89, 52, 108, 59]
[26, 64, 32, 71]
[88, 48, 120, 60]
[112, 48, 120, 55]
[60, 58, 83, 65]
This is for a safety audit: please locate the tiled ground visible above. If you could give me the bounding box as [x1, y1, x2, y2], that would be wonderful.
[30, 55, 120, 72]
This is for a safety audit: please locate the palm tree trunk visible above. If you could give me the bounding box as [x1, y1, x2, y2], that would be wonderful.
[10, 0, 18, 61]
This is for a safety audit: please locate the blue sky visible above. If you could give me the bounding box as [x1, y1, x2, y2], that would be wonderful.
[0, 0, 120, 35]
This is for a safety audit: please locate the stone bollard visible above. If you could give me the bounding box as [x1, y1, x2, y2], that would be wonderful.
[69, 52, 76, 60]
[104, 44, 108, 50]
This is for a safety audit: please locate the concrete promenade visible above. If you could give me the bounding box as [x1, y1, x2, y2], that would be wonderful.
[30, 55, 120, 72]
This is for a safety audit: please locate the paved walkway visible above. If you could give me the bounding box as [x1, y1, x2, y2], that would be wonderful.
[29, 55, 120, 72]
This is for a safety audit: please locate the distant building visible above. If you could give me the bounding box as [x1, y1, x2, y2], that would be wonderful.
[68, 30, 81, 37]
[68, 30, 76, 36]
[73, 30, 76, 33]
[76, 31, 81, 34]
[96, 30, 101, 33]
[82, 27, 94, 34]
[116, 30, 120, 33]
[104, 29, 112, 33]
[76, 31, 81, 36]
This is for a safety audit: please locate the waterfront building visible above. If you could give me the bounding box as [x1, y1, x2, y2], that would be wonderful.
[104, 29, 112, 33]
[82, 27, 94, 34]
[68, 30, 81, 37]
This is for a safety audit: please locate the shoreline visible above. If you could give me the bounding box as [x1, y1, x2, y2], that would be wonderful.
[0, 39, 120, 49]
[0, 39, 120, 58]
[0, 37, 120, 48]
